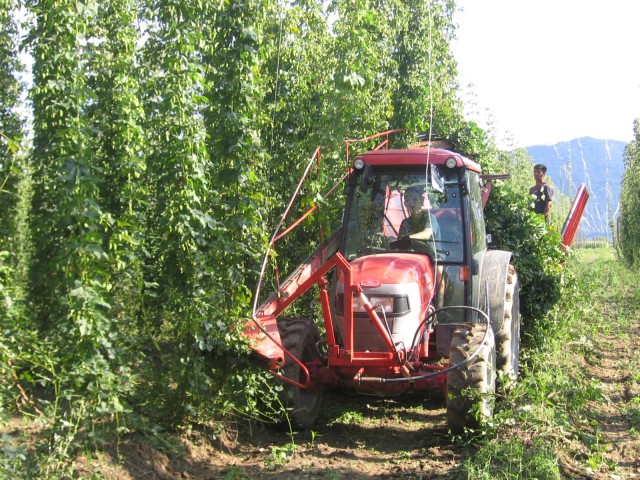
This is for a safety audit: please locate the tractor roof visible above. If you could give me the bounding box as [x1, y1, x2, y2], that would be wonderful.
[356, 148, 482, 173]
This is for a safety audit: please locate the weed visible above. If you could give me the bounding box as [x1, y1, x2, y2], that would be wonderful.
[264, 442, 297, 469]
[330, 410, 366, 426]
[391, 450, 413, 464]
[626, 397, 640, 427]
[309, 429, 321, 446]
[325, 472, 345, 480]
[223, 466, 250, 480]
[0, 433, 31, 480]
[464, 437, 562, 479]
[464, 248, 638, 477]
[586, 451, 616, 475]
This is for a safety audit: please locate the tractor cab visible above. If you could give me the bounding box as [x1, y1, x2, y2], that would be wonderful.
[336, 148, 488, 329]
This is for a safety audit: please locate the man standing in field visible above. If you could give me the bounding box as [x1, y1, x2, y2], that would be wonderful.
[529, 164, 553, 222]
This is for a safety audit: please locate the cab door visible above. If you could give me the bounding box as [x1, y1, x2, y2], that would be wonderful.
[467, 171, 487, 318]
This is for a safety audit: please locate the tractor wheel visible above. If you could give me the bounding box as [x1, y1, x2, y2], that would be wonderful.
[494, 264, 521, 383]
[275, 317, 324, 430]
[446, 323, 496, 433]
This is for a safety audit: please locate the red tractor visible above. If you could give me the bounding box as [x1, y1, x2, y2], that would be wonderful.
[245, 131, 587, 432]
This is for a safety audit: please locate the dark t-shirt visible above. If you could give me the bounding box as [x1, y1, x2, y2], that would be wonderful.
[529, 183, 553, 215]
[399, 212, 440, 238]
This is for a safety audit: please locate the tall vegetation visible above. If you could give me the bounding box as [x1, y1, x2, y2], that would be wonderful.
[474, 142, 567, 336]
[0, 0, 567, 475]
[0, 0, 26, 453]
[618, 119, 640, 267]
[0, 0, 24, 301]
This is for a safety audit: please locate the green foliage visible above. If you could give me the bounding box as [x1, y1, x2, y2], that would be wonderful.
[484, 183, 567, 335]
[138, 0, 218, 421]
[485, 147, 534, 193]
[19, 1, 141, 473]
[0, 0, 25, 341]
[464, 437, 563, 479]
[0, 34, 22, 164]
[390, 0, 465, 141]
[330, 409, 366, 426]
[265, 442, 297, 469]
[480, 142, 575, 254]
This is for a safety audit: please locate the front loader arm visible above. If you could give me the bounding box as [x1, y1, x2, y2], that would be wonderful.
[244, 230, 343, 370]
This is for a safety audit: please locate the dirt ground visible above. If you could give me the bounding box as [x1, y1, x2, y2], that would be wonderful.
[75, 391, 462, 480]
[5, 253, 640, 479]
[579, 323, 640, 478]
[70, 320, 640, 480]
[72, 322, 640, 480]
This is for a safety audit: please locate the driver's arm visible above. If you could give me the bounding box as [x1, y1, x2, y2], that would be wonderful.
[408, 214, 439, 241]
[409, 227, 434, 241]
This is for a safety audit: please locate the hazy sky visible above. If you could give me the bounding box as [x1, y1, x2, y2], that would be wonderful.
[451, 0, 640, 147]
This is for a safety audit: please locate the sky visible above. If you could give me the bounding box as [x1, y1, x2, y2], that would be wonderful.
[451, 0, 640, 148]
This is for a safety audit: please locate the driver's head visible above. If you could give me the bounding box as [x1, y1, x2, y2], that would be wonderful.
[404, 187, 429, 212]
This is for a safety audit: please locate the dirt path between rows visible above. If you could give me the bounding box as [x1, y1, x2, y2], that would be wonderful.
[84, 324, 640, 479]
[83, 392, 464, 479]
[83, 327, 640, 480]
[581, 324, 640, 478]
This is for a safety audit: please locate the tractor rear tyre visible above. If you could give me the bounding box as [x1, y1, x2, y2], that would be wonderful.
[446, 323, 496, 433]
[275, 317, 324, 430]
[495, 264, 521, 383]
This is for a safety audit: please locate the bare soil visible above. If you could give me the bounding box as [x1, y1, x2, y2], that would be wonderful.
[74, 392, 463, 479]
[73, 324, 640, 480]
[4, 325, 639, 479]
[5, 320, 638, 479]
[580, 325, 640, 477]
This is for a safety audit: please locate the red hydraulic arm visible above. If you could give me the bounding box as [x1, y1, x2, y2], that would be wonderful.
[561, 183, 590, 248]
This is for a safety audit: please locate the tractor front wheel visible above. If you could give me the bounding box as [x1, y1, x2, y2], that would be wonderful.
[275, 317, 324, 430]
[446, 323, 496, 433]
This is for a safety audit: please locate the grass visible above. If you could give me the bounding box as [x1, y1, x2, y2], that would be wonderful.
[461, 246, 640, 478]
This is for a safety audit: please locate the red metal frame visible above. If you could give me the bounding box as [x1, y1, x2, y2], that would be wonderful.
[561, 183, 590, 247]
[356, 148, 482, 173]
[345, 129, 404, 166]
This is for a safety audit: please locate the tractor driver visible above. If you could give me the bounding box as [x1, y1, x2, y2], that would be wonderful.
[399, 186, 445, 307]
[399, 187, 440, 241]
